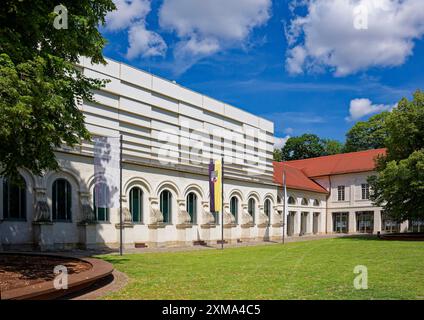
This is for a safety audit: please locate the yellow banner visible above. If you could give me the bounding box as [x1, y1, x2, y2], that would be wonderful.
[214, 160, 222, 211]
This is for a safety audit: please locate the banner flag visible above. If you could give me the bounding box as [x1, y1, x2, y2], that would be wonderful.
[93, 136, 120, 208]
[214, 160, 222, 212]
[209, 159, 222, 213]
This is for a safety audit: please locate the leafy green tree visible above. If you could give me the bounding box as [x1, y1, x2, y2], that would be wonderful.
[369, 91, 424, 222]
[344, 112, 389, 152]
[323, 139, 344, 156]
[280, 134, 343, 161]
[273, 148, 283, 162]
[0, 0, 115, 180]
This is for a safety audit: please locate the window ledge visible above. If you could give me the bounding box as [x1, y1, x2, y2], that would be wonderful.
[1, 219, 27, 223]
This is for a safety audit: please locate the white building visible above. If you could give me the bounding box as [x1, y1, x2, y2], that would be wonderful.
[0, 58, 281, 250]
[274, 149, 411, 237]
[0, 59, 414, 251]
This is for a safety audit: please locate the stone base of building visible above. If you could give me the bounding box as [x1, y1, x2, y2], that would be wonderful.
[33, 222, 55, 251]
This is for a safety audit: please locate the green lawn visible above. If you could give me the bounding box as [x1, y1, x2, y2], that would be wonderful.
[98, 237, 424, 300]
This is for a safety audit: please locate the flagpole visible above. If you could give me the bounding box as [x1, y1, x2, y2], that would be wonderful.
[119, 134, 123, 256]
[221, 157, 224, 250]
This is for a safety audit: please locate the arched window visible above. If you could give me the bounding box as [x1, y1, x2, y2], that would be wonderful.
[248, 198, 256, 224]
[264, 199, 272, 217]
[93, 183, 110, 222]
[52, 179, 72, 221]
[230, 196, 238, 223]
[186, 192, 197, 224]
[313, 199, 320, 207]
[160, 190, 172, 224]
[288, 196, 296, 205]
[130, 187, 143, 223]
[301, 198, 309, 206]
[3, 175, 26, 220]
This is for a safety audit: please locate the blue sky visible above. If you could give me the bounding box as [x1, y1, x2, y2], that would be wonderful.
[101, 0, 424, 146]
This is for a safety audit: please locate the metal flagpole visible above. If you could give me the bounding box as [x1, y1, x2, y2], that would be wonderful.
[119, 134, 123, 256]
[221, 157, 224, 250]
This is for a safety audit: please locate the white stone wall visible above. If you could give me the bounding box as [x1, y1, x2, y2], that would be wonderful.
[0, 151, 281, 248]
[315, 172, 384, 234]
[276, 188, 327, 236]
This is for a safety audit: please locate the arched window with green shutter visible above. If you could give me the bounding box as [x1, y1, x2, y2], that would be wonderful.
[186, 192, 197, 224]
[93, 183, 109, 222]
[230, 196, 238, 224]
[130, 187, 143, 223]
[160, 190, 172, 224]
[248, 198, 255, 224]
[3, 175, 26, 221]
[52, 178, 72, 221]
[264, 199, 271, 217]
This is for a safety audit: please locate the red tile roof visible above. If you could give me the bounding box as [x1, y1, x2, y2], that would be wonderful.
[282, 148, 386, 178]
[273, 162, 328, 194]
[273, 148, 387, 193]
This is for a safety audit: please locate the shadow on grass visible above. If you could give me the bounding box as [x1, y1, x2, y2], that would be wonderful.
[332, 234, 379, 241]
[95, 256, 131, 265]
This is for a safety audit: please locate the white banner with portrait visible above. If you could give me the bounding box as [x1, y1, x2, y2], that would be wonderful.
[93, 136, 120, 209]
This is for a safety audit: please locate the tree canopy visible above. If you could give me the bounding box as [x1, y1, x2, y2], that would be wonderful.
[369, 90, 424, 221]
[344, 111, 389, 152]
[278, 134, 344, 161]
[0, 0, 115, 180]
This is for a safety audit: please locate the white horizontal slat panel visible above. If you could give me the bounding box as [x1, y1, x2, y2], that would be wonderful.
[84, 102, 118, 121]
[120, 63, 152, 90]
[84, 113, 119, 131]
[120, 97, 152, 117]
[203, 96, 225, 114]
[92, 90, 119, 109]
[119, 110, 150, 129]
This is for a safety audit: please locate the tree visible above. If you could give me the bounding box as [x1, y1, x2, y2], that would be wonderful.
[280, 134, 343, 161]
[323, 139, 344, 155]
[344, 112, 389, 152]
[369, 91, 424, 222]
[273, 148, 283, 162]
[0, 0, 115, 180]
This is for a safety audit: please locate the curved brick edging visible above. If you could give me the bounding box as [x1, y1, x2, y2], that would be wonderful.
[68, 270, 129, 300]
[0, 252, 114, 300]
[378, 232, 424, 241]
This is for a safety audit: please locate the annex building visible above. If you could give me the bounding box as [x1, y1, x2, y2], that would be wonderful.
[0, 58, 417, 251]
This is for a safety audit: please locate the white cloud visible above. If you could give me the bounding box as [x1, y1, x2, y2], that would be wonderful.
[284, 127, 294, 134]
[286, 45, 307, 75]
[274, 136, 291, 149]
[105, 0, 151, 31]
[346, 98, 395, 121]
[126, 24, 167, 59]
[285, 0, 424, 76]
[105, 0, 167, 59]
[159, 0, 272, 73]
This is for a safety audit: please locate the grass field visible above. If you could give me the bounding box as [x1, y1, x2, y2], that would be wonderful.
[98, 237, 424, 300]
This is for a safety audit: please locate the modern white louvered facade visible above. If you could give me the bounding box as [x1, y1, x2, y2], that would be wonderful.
[78, 57, 275, 183]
